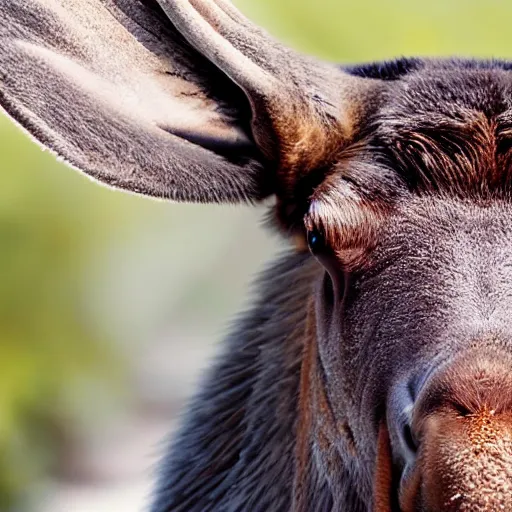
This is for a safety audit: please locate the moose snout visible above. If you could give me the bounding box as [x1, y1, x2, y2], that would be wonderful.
[387, 352, 512, 512]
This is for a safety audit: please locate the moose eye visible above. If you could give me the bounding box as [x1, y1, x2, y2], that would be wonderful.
[307, 228, 326, 255]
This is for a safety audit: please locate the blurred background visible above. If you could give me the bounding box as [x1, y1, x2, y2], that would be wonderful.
[0, 0, 511, 510]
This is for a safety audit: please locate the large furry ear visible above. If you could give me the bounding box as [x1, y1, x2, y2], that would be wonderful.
[0, 0, 376, 204]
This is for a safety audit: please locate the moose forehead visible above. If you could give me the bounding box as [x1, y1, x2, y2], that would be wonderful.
[308, 61, 512, 242]
[373, 64, 512, 197]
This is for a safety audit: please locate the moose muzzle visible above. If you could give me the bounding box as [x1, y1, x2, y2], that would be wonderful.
[380, 352, 512, 511]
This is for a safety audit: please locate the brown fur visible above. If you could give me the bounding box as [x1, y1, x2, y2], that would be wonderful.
[373, 423, 394, 512]
[293, 300, 317, 512]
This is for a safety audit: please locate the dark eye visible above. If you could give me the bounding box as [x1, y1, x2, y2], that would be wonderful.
[307, 228, 326, 254]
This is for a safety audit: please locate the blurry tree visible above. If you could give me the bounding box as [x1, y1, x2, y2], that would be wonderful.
[0, 115, 139, 510]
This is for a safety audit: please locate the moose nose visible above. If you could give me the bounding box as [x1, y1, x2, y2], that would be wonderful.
[413, 352, 512, 424]
[395, 352, 512, 511]
[387, 369, 432, 480]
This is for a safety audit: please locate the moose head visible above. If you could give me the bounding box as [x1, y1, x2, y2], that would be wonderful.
[2, 1, 512, 510]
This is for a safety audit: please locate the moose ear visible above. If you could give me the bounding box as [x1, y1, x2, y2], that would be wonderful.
[0, 0, 377, 204]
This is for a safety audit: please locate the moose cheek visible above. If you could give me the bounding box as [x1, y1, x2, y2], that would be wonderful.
[320, 268, 350, 314]
[312, 252, 343, 316]
[314, 267, 355, 353]
[316, 248, 362, 308]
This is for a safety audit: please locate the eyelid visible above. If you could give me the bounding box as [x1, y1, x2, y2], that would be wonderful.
[304, 213, 328, 251]
[304, 207, 332, 243]
[304, 224, 339, 274]
[304, 205, 378, 272]
[304, 212, 315, 233]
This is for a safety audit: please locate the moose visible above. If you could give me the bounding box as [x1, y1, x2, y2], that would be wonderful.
[2, 0, 512, 510]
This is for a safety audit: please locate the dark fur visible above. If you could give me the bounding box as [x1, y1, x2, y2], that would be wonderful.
[151, 252, 332, 511]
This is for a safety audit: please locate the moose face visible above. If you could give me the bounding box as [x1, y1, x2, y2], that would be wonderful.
[310, 196, 512, 510]
[3, 1, 512, 510]
[305, 70, 512, 510]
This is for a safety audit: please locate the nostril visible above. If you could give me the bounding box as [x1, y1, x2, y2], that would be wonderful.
[389, 378, 420, 465]
[402, 423, 418, 454]
[452, 402, 472, 418]
[407, 379, 416, 404]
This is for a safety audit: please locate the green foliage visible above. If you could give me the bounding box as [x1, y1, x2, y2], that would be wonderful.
[237, 0, 512, 62]
[0, 116, 134, 509]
